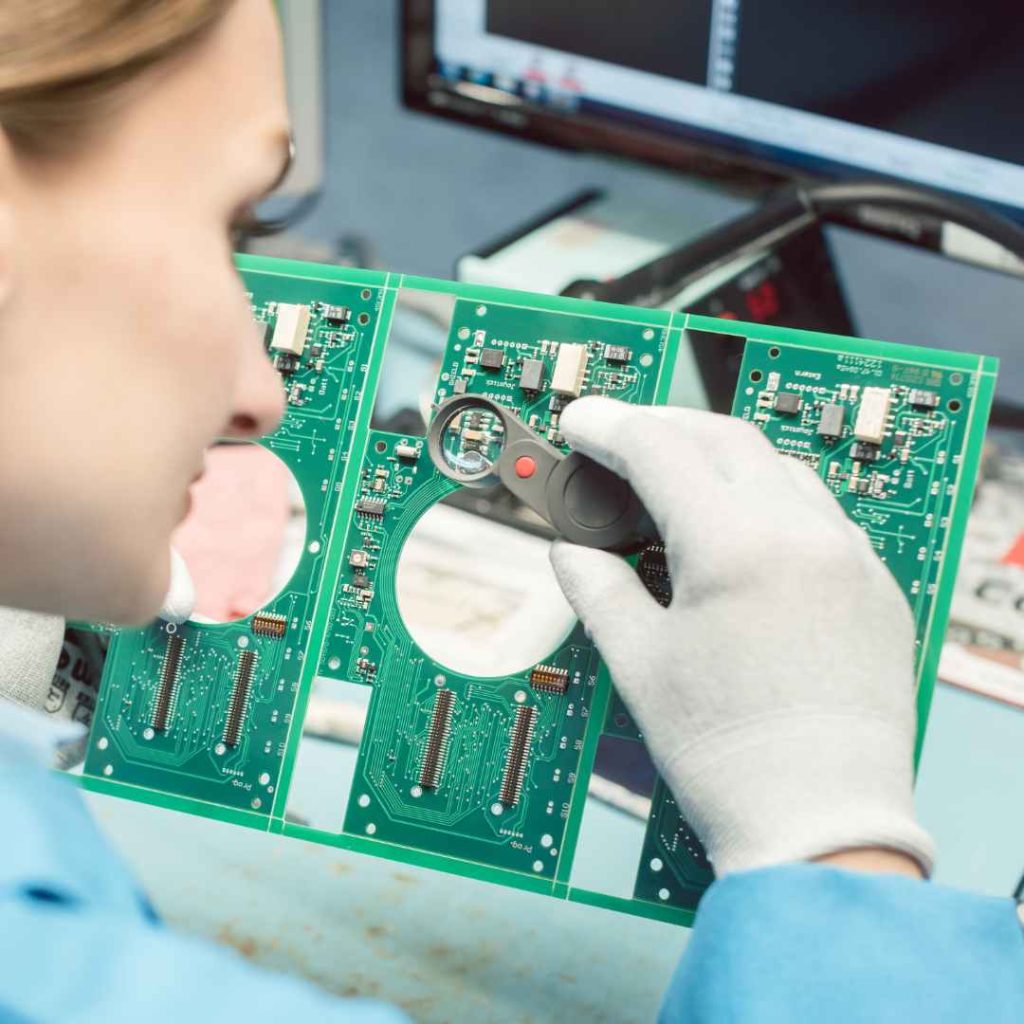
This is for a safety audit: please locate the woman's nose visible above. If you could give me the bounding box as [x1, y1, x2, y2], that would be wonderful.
[224, 324, 286, 440]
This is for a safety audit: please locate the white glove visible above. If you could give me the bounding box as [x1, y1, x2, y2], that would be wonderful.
[0, 547, 194, 723]
[550, 397, 934, 877]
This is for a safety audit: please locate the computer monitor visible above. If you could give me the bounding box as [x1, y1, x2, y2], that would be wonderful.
[403, 2, 1024, 233]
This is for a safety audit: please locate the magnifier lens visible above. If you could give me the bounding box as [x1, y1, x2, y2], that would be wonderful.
[439, 404, 506, 479]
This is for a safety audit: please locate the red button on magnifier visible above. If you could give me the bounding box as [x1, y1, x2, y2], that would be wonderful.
[514, 455, 537, 479]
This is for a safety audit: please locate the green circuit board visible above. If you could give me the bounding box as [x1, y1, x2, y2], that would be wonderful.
[79, 255, 996, 927]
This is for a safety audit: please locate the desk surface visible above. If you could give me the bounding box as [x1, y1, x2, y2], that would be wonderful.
[88, 681, 1023, 1023]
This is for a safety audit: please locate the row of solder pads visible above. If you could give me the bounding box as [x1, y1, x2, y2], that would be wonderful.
[149, 611, 288, 751]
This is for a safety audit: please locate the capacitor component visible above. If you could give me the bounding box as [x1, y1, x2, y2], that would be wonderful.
[853, 387, 893, 444]
[551, 343, 589, 396]
[270, 303, 311, 357]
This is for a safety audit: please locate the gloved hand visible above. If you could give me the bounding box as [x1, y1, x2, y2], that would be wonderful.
[0, 547, 194, 739]
[550, 397, 934, 877]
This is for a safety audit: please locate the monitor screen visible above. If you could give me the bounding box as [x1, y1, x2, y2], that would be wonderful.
[408, 1, 1024, 223]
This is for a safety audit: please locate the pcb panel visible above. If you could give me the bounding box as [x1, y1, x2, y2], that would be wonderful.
[79, 257, 995, 927]
[629, 333, 993, 912]
[316, 298, 674, 878]
[83, 275, 385, 811]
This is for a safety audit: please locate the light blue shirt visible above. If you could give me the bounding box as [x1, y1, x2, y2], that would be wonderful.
[2, 705, 1021, 1022]
[661, 860, 1024, 1021]
[0, 707, 406, 1023]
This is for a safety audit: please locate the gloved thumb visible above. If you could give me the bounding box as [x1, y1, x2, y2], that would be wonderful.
[549, 540, 660, 666]
[159, 547, 195, 625]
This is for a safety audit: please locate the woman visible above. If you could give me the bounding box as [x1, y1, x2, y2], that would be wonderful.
[0, 2, 1020, 1021]
[0, 2, 399, 1020]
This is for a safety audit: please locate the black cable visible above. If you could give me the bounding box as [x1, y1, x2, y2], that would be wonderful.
[571, 180, 1024, 309]
[806, 182, 1024, 263]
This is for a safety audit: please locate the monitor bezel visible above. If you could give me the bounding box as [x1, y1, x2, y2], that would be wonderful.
[400, 0, 1024, 225]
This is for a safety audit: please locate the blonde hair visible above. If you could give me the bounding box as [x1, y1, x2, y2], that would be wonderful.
[0, 0, 232, 155]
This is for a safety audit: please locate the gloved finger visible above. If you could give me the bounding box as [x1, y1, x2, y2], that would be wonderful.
[777, 456, 846, 516]
[560, 397, 787, 487]
[557, 397, 786, 587]
[549, 540, 663, 694]
[555, 397, 731, 539]
[159, 547, 195, 625]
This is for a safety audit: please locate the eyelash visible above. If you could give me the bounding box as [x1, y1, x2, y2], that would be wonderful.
[230, 207, 287, 247]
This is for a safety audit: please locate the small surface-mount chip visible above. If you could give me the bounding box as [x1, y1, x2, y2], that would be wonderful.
[850, 441, 879, 462]
[529, 664, 570, 694]
[349, 549, 369, 568]
[773, 392, 802, 415]
[355, 497, 386, 516]
[519, 358, 545, 392]
[479, 347, 505, 371]
[394, 442, 420, 460]
[322, 304, 350, 325]
[818, 403, 845, 439]
[908, 388, 940, 409]
[604, 344, 632, 363]
[251, 611, 288, 638]
[637, 543, 672, 608]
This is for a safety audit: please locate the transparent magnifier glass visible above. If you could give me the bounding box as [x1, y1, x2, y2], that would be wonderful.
[437, 402, 507, 481]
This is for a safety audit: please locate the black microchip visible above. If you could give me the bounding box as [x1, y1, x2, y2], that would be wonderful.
[773, 392, 802, 415]
[817, 403, 845, 439]
[479, 347, 505, 371]
[604, 345, 632, 363]
[355, 497, 386, 516]
[850, 442, 879, 462]
[519, 358, 545, 391]
[352, 572, 370, 588]
[637, 543, 672, 608]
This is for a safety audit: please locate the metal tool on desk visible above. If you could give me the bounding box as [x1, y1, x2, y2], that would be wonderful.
[427, 394, 656, 553]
